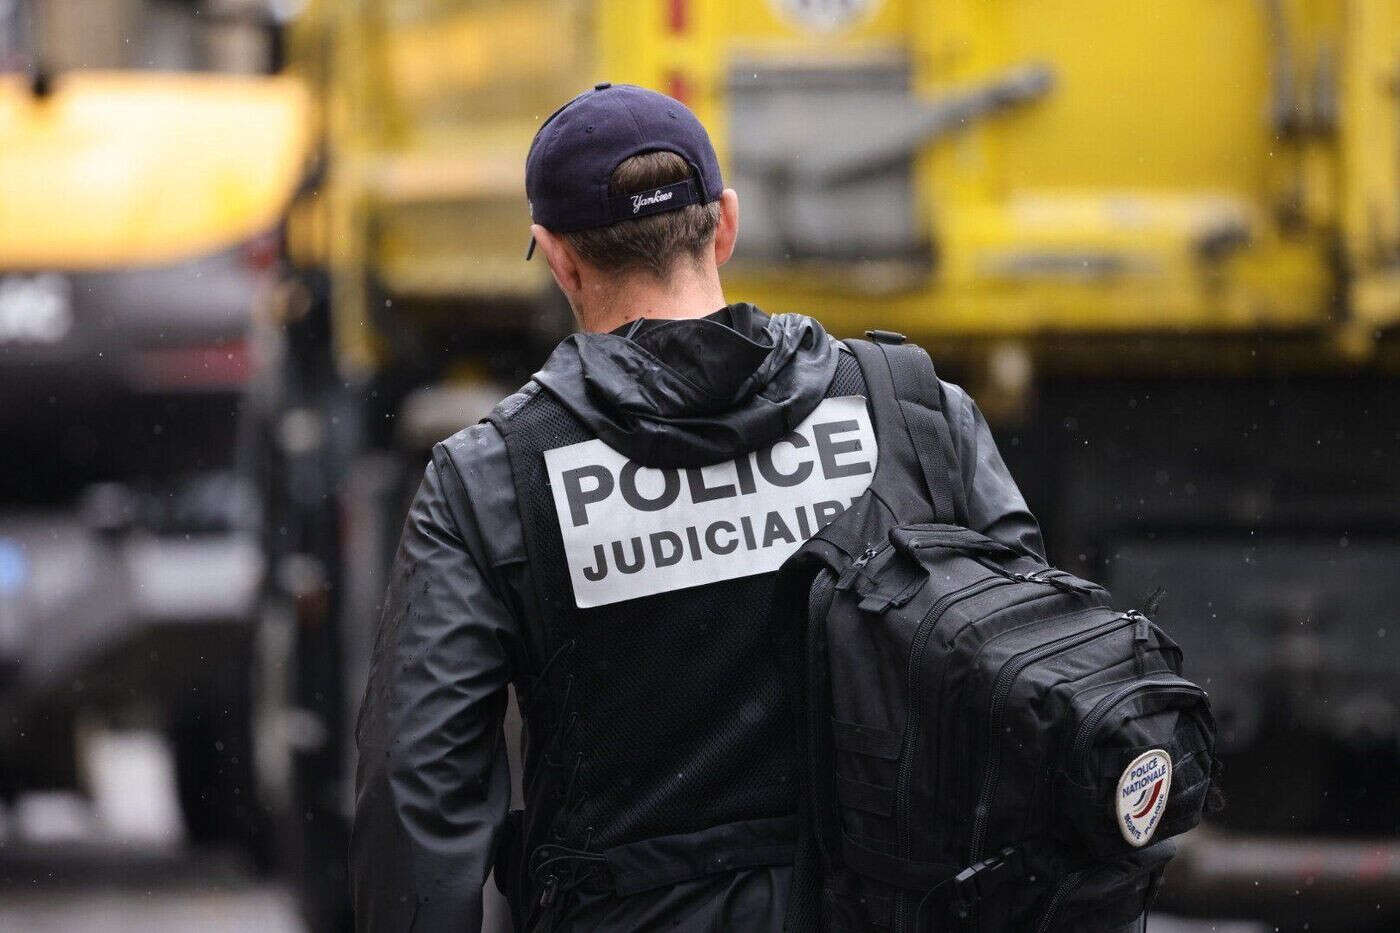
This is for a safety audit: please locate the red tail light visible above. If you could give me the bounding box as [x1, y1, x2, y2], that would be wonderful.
[134, 340, 250, 391]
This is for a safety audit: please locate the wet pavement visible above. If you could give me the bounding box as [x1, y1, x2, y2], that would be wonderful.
[0, 840, 301, 932]
[0, 840, 1259, 933]
[0, 874, 1258, 933]
[0, 881, 302, 932]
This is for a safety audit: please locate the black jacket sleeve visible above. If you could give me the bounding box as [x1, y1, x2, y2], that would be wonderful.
[352, 457, 517, 932]
[941, 381, 1046, 561]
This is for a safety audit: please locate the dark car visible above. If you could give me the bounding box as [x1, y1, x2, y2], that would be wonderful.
[0, 246, 273, 860]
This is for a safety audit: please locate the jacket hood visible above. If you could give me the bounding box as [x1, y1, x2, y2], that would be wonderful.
[533, 303, 838, 468]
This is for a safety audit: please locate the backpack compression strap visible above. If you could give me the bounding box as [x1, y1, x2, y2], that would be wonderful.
[846, 333, 965, 527]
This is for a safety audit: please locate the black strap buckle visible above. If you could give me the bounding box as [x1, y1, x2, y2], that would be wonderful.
[951, 846, 1022, 915]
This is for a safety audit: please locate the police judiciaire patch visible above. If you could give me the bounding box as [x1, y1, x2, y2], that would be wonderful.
[544, 395, 877, 608]
[1116, 748, 1172, 847]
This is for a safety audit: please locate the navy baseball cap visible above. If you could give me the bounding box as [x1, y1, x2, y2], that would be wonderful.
[525, 83, 723, 258]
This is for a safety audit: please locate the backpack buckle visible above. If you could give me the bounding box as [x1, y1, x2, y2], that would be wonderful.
[951, 846, 1022, 914]
[865, 329, 907, 345]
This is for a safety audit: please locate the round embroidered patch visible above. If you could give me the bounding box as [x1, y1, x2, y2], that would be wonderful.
[1115, 749, 1172, 847]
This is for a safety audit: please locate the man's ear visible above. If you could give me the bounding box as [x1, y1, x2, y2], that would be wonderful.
[713, 189, 739, 267]
[532, 224, 584, 297]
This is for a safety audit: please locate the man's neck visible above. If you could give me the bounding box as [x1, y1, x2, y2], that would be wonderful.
[579, 267, 728, 334]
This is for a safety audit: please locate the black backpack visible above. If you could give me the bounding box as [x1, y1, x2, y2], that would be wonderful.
[777, 334, 1218, 932]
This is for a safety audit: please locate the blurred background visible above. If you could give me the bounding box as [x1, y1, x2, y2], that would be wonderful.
[2, 0, 1399, 930]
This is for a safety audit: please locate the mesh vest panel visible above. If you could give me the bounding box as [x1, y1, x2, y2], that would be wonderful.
[498, 351, 865, 861]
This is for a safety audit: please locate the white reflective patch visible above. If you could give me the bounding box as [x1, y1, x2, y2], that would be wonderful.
[1116, 748, 1172, 847]
[544, 395, 877, 608]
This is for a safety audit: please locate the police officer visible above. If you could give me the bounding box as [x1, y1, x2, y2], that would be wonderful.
[351, 83, 1043, 931]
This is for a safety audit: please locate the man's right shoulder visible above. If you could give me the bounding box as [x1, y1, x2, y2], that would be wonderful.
[429, 381, 544, 570]
[436, 380, 543, 459]
[488, 380, 546, 426]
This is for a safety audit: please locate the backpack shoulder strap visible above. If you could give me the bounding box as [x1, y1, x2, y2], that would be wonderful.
[846, 334, 965, 526]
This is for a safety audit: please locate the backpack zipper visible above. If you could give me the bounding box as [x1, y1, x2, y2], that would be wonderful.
[890, 575, 1016, 932]
[1068, 679, 1206, 763]
[968, 611, 1136, 862]
[891, 581, 1085, 932]
[895, 577, 1015, 857]
[1033, 869, 1086, 933]
[853, 543, 883, 568]
[836, 542, 888, 590]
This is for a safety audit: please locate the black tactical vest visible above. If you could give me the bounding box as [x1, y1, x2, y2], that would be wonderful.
[489, 350, 866, 925]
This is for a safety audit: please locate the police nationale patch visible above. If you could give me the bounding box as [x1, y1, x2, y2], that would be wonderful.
[1116, 749, 1172, 847]
[544, 395, 877, 608]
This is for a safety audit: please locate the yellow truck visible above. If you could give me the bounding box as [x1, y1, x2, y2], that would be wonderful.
[285, 0, 1400, 374]
[268, 1, 1400, 928]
